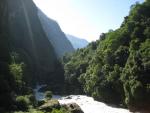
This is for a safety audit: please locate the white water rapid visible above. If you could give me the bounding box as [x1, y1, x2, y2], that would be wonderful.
[33, 84, 46, 100]
[59, 95, 131, 113]
[34, 85, 131, 113]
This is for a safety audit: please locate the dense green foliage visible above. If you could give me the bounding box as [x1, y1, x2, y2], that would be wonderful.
[62, 1, 150, 110]
[16, 96, 30, 111]
[0, 0, 64, 112]
[13, 107, 70, 113]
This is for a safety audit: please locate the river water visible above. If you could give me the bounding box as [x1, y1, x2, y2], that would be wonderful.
[59, 95, 131, 113]
[34, 85, 131, 113]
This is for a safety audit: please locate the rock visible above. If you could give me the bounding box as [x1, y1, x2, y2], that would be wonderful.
[65, 96, 72, 99]
[129, 105, 150, 113]
[39, 99, 60, 112]
[37, 100, 45, 106]
[62, 103, 84, 113]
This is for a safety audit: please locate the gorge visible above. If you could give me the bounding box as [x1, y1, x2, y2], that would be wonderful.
[0, 0, 150, 113]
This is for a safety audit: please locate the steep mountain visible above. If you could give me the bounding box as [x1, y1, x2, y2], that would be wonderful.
[0, 0, 64, 110]
[66, 34, 89, 49]
[38, 9, 74, 58]
[63, 1, 150, 111]
[6, 0, 63, 85]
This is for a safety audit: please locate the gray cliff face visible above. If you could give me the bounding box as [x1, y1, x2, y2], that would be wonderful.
[66, 34, 89, 49]
[0, 0, 59, 85]
[38, 9, 74, 58]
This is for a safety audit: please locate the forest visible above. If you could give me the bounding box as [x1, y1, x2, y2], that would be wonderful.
[62, 0, 150, 111]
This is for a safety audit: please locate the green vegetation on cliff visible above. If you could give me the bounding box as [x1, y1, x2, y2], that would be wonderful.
[0, 0, 64, 112]
[62, 1, 150, 110]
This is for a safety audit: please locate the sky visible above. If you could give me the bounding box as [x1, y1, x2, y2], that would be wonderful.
[33, 0, 144, 42]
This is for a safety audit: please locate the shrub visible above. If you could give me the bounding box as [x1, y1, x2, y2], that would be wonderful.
[16, 96, 29, 111]
[27, 94, 37, 107]
[51, 107, 70, 113]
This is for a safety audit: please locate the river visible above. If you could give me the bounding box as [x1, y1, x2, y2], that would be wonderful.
[34, 85, 131, 113]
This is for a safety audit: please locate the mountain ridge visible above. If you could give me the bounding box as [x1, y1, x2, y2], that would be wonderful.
[66, 34, 88, 49]
[38, 9, 74, 58]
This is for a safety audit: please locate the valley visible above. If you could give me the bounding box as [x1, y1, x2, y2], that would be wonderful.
[0, 0, 150, 113]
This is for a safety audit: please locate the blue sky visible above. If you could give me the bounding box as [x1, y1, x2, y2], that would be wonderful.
[33, 0, 144, 42]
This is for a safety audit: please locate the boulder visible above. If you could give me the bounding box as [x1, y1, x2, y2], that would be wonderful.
[64, 96, 72, 99]
[39, 99, 60, 111]
[62, 103, 84, 113]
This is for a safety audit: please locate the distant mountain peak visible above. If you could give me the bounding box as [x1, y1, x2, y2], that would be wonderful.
[66, 34, 89, 49]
